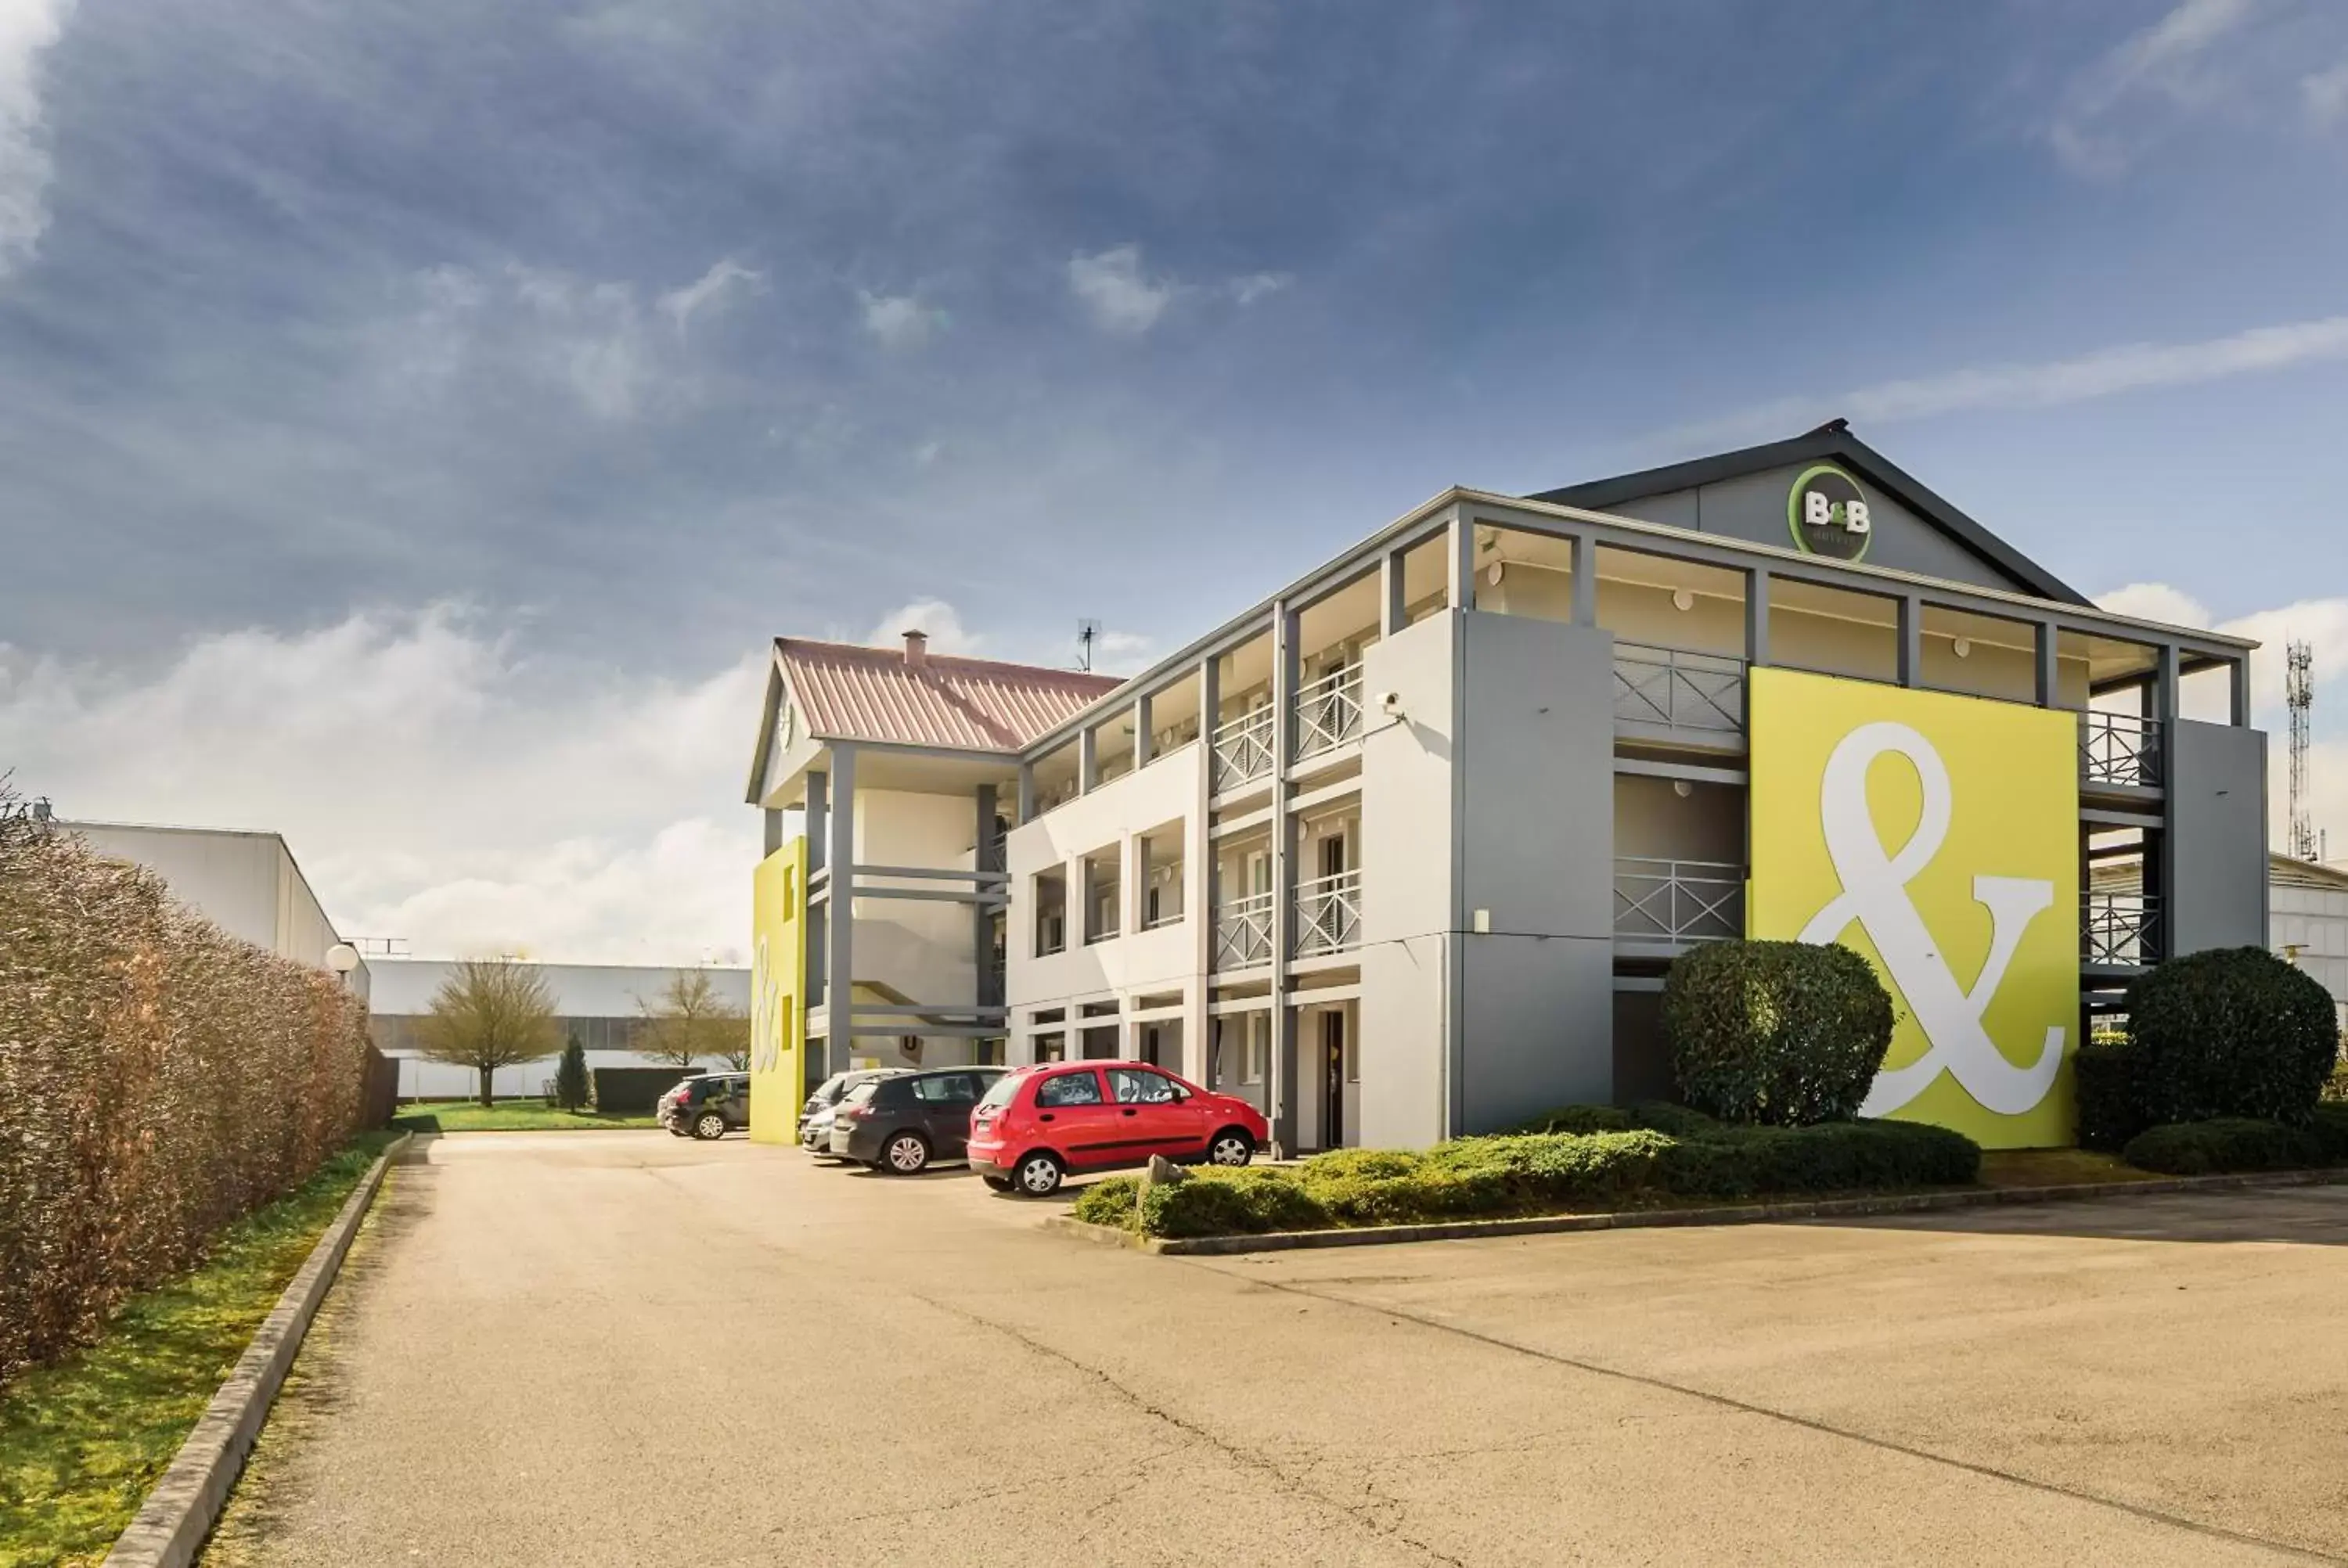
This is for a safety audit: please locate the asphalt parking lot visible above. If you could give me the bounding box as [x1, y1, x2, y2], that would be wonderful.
[206, 1130, 2348, 1566]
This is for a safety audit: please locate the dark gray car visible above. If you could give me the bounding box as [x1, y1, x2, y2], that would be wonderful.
[799, 1068, 913, 1157]
[827, 1068, 1006, 1174]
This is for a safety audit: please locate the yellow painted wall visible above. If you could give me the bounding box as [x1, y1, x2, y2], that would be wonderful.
[1748, 667, 2080, 1149]
[748, 837, 808, 1144]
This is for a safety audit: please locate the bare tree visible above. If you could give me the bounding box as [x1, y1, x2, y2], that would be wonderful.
[635, 969, 749, 1071]
[418, 958, 560, 1106]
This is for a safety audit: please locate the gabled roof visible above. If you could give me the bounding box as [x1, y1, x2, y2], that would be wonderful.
[1529, 419, 2091, 606]
[774, 638, 1121, 753]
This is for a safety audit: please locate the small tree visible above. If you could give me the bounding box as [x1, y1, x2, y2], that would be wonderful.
[635, 968, 749, 1072]
[418, 957, 560, 1106]
[554, 1033, 591, 1111]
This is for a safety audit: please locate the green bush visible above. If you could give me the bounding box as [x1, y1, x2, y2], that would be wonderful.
[1626, 1100, 1723, 1138]
[1139, 1171, 1331, 1239]
[2121, 1118, 2332, 1176]
[1070, 1176, 1140, 1228]
[2122, 947, 2339, 1127]
[2072, 1041, 2148, 1152]
[1505, 1104, 1633, 1136]
[553, 1034, 590, 1112]
[1662, 940, 1895, 1126]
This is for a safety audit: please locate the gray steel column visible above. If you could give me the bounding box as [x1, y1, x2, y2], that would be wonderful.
[1016, 761, 1035, 823]
[2230, 654, 2253, 727]
[1078, 724, 1097, 795]
[1380, 547, 1407, 635]
[762, 807, 784, 856]
[1573, 534, 1598, 627]
[1446, 513, 1475, 613]
[825, 745, 857, 1075]
[804, 770, 828, 1012]
[2155, 643, 2181, 725]
[2035, 620, 2058, 708]
[1744, 567, 1768, 666]
[1184, 654, 1218, 1085]
[1897, 595, 1921, 688]
[1133, 692, 1154, 770]
[1268, 601, 1299, 1154]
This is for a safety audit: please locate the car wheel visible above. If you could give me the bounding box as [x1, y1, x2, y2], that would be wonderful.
[1013, 1151, 1064, 1196]
[882, 1131, 931, 1174]
[693, 1111, 727, 1141]
[981, 1174, 1013, 1192]
[1207, 1129, 1255, 1167]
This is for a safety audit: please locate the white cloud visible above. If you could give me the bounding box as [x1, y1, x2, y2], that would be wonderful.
[1068, 244, 1176, 336]
[657, 257, 762, 334]
[861, 597, 983, 655]
[2051, 0, 2256, 177]
[1225, 271, 1291, 306]
[1667, 312, 2348, 448]
[2305, 57, 2348, 127]
[858, 288, 944, 350]
[0, 0, 74, 277]
[392, 258, 755, 421]
[0, 606, 765, 964]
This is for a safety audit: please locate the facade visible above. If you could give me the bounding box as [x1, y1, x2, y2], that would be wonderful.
[745, 423, 2269, 1151]
[370, 959, 751, 1099]
[2271, 854, 2348, 1035]
[64, 820, 369, 999]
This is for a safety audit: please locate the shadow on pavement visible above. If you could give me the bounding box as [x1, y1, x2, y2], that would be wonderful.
[1828, 1182, 2348, 1246]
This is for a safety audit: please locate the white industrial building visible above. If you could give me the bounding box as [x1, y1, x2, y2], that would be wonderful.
[369, 959, 751, 1099]
[2272, 854, 2348, 1035]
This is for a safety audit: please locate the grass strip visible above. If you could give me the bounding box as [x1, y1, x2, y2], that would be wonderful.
[0, 1131, 397, 1568]
[391, 1101, 657, 1132]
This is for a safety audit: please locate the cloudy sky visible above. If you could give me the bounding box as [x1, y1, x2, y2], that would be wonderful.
[3, 0, 2346, 962]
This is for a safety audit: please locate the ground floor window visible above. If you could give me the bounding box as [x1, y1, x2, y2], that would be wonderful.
[1242, 1012, 1269, 1084]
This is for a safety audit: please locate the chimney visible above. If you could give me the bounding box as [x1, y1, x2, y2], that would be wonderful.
[902, 629, 928, 669]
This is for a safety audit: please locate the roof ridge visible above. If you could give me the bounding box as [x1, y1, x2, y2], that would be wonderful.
[775, 635, 1121, 686]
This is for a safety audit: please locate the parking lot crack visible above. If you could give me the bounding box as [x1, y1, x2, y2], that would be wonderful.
[908, 1291, 1470, 1568]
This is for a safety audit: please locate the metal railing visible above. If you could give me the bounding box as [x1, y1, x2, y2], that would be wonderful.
[2081, 711, 2162, 789]
[1613, 857, 1745, 944]
[1294, 663, 1365, 761]
[1213, 890, 1275, 969]
[1293, 869, 1362, 957]
[2083, 893, 2161, 967]
[1614, 644, 1745, 733]
[1212, 707, 1276, 792]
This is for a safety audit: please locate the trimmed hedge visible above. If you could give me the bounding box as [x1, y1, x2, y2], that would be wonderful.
[2121, 1107, 2348, 1175]
[1662, 940, 1895, 1126]
[1103, 1116, 1982, 1239]
[2079, 948, 2341, 1149]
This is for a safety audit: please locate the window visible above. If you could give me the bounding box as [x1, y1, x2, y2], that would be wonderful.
[913, 1074, 977, 1102]
[978, 1074, 1021, 1111]
[1035, 1033, 1066, 1063]
[1108, 1068, 1180, 1105]
[1242, 1013, 1269, 1084]
[1036, 1070, 1104, 1108]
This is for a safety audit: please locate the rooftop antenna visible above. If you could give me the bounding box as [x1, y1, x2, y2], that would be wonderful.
[2287, 638, 2317, 861]
[1075, 617, 1102, 674]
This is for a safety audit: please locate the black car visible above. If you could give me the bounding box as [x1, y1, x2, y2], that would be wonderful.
[798, 1068, 913, 1157]
[827, 1067, 1007, 1174]
[671, 1073, 751, 1140]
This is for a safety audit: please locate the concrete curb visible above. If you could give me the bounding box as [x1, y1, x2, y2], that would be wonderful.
[102, 1131, 413, 1568]
[1046, 1164, 2348, 1257]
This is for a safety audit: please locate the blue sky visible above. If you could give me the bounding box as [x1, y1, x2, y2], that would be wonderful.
[2, 0, 2346, 958]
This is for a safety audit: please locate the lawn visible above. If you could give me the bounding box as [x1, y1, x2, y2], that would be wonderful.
[391, 1100, 661, 1132]
[0, 1131, 398, 1568]
[1978, 1147, 2163, 1188]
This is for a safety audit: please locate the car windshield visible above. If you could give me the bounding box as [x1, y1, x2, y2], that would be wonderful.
[810, 1075, 846, 1104]
[976, 1074, 1024, 1111]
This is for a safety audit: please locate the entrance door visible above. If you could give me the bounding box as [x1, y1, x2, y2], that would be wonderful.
[1321, 1010, 1345, 1149]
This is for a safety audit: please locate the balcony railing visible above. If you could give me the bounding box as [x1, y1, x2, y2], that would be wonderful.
[1614, 644, 1745, 734]
[1295, 663, 1365, 762]
[1293, 869, 1362, 957]
[1212, 707, 1276, 793]
[2083, 893, 2161, 967]
[1213, 890, 1275, 969]
[2081, 711, 2162, 789]
[1613, 857, 1745, 944]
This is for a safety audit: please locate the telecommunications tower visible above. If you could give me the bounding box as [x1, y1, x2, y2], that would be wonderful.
[2287, 638, 2318, 861]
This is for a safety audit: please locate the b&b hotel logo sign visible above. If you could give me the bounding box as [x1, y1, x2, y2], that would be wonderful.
[1788, 463, 1873, 560]
[1748, 668, 2081, 1149]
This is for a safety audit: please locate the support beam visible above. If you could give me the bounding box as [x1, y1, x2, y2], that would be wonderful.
[1133, 691, 1153, 770]
[1446, 513, 1475, 613]
[974, 785, 1001, 1015]
[1016, 761, 1035, 824]
[1268, 601, 1298, 1156]
[823, 745, 856, 1076]
[1078, 724, 1097, 796]
[2155, 643, 2181, 725]
[804, 770, 829, 1012]
[2230, 655, 2253, 728]
[1897, 595, 1921, 688]
[1186, 653, 1218, 1087]
[1380, 547, 1407, 635]
[1744, 567, 1768, 667]
[2036, 620, 2059, 709]
[1573, 534, 1599, 628]
[762, 807, 784, 856]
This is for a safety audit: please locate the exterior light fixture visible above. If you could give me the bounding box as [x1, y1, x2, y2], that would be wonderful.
[1672, 588, 1695, 612]
[1673, 779, 1693, 798]
[1953, 637, 1972, 659]
[1486, 562, 1505, 587]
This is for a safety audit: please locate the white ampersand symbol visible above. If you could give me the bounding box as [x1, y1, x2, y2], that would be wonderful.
[1799, 721, 2065, 1118]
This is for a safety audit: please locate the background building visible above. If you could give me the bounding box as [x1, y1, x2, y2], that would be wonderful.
[370, 959, 751, 1099]
[2271, 854, 2348, 1037]
[63, 820, 369, 998]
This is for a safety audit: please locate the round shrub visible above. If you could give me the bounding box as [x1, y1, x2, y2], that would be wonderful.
[1139, 1171, 1329, 1239]
[2122, 947, 2340, 1127]
[1662, 940, 1895, 1126]
[1070, 1175, 1140, 1228]
[2121, 1118, 2330, 1176]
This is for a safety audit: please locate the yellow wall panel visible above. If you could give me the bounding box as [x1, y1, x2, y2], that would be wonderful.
[747, 838, 808, 1144]
[1748, 667, 2080, 1149]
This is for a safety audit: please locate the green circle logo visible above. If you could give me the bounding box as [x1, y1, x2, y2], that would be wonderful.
[1788, 464, 1872, 561]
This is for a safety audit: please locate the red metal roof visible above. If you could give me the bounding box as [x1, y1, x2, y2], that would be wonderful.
[776, 638, 1121, 753]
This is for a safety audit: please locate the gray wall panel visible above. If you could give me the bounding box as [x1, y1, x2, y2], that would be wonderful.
[1461, 937, 1614, 1131]
[2167, 718, 2270, 955]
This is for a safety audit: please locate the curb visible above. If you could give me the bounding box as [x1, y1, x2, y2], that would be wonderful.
[1046, 1164, 2348, 1257]
[103, 1131, 413, 1568]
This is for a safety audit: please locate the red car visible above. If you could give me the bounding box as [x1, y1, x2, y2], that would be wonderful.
[966, 1060, 1267, 1196]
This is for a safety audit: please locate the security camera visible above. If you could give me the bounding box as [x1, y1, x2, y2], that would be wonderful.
[1379, 691, 1404, 716]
